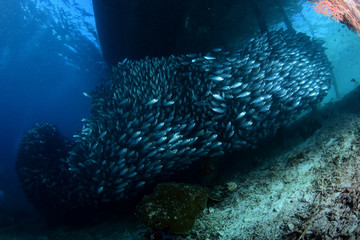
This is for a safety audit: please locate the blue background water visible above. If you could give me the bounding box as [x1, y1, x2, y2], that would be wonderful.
[0, 0, 359, 221]
[0, 0, 104, 216]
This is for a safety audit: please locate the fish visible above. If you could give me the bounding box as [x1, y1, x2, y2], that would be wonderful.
[82, 92, 92, 98]
[238, 92, 251, 98]
[212, 107, 225, 114]
[16, 29, 333, 210]
[97, 186, 104, 194]
[236, 111, 246, 120]
[146, 98, 159, 105]
[210, 76, 224, 81]
[204, 55, 216, 60]
[212, 93, 224, 101]
[230, 82, 242, 89]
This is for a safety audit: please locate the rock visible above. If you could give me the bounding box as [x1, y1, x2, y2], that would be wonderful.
[135, 182, 208, 234]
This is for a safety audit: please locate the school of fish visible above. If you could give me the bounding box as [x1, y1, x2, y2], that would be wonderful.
[16, 29, 332, 212]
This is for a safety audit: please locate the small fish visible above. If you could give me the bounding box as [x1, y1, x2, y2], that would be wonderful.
[220, 73, 232, 78]
[204, 55, 216, 60]
[132, 136, 142, 145]
[221, 86, 231, 91]
[154, 122, 165, 130]
[308, 92, 318, 97]
[238, 92, 251, 98]
[136, 181, 146, 188]
[212, 93, 224, 101]
[120, 98, 129, 105]
[259, 105, 271, 112]
[146, 98, 159, 105]
[147, 150, 158, 158]
[82, 92, 91, 98]
[97, 186, 104, 194]
[214, 69, 224, 75]
[131, 131, 142, 139]
[228, 130, 235, 138]
[230, 82, 242, 89]
[186, 53, 198, 58]
[212, 107, 225, 114]
[208, 134, 218, 142]
[251, 96, 265, 104]
[242, 121, 253, 127]
[212, 151, 224, 157]
[211, 76, 224, 81]
[236, 111, 246, 120]
[99, 131, 107, 139]
[119, 168, 128, 176]
[168, 133, 181, 144]
[226, 57, 237, 62]
[119, 58, 128, 64]
[118, 134, 126, 142]
[163, 100, 175, 106]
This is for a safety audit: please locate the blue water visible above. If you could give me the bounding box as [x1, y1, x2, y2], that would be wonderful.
[0, 0, 104, 215]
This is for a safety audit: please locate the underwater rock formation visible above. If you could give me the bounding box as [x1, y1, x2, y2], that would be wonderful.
[16, 29, 332, 214]
[135, 182, 208, 234]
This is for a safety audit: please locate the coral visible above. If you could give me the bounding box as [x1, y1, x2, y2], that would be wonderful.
[135, 182, 208, 234]
[309, 0, 360, 36]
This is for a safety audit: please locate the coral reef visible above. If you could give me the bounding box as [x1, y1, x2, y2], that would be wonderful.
[309, 0, 360, 36]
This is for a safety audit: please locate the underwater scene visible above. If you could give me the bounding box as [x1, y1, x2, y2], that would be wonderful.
[1, 0, 360, 239]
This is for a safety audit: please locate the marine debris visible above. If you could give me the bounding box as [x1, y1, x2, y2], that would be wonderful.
[16, 29, 332, 215]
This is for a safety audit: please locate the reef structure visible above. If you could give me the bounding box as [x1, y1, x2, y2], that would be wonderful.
[16, 29, 332, 214]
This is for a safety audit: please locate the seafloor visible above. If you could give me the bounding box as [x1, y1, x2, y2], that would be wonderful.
[2, 86, 360, 240]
